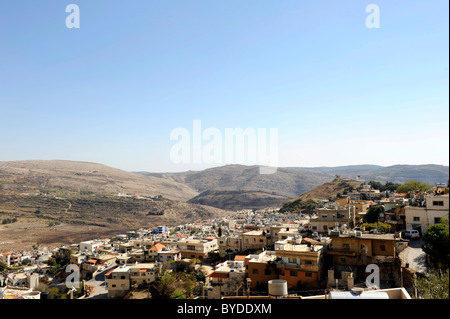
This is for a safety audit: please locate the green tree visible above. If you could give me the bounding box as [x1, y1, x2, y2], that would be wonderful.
[397, 180, 433, 195]
[422, 219, 449, 269]
[413, 269, 449, 299]
[362, 222, 392, 233]
[21, 258, 31, 265]
[158, 272, 177, 298]
[170, 289, 187, 299]
[363, 205, 384, 223]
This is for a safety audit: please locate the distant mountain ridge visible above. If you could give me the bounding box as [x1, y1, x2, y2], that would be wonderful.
[138, 163, 448, 210]
[1, 160, 447, 211]
[290, 164, 449, 185]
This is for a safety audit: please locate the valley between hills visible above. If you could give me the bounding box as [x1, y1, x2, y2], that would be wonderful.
[0, 160, 448, 250]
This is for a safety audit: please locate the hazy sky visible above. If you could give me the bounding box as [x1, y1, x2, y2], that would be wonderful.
[0, 1, 448, 172]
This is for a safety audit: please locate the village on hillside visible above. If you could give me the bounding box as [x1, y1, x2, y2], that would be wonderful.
[1, 181, 448, 300]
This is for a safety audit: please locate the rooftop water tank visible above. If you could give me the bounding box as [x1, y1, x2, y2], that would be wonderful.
[268, 279, 288, 298]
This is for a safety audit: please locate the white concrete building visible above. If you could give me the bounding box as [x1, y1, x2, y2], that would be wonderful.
[405, 194, 449, 234]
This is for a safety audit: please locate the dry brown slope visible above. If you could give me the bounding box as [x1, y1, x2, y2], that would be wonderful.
[0, 160, 198, 202]
[288, 178, 362, 202]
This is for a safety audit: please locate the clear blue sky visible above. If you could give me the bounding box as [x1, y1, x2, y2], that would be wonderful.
[0, 1, 448, 172]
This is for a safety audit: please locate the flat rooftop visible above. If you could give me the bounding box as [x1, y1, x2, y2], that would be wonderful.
[337, 233, 397, 240]
[276, 243, 324, 252]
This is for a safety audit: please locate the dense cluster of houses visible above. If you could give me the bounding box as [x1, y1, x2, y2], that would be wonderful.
[0, 183, 448, 299]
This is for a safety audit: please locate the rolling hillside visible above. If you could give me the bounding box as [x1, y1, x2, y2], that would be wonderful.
[292, 164, 448, 185]
[187, 190, 291, 211]
[0, 160, 198, 202]
[140, 165, 333, 199]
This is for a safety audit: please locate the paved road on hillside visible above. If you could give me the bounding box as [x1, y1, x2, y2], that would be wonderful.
[84, 265, 115, 299]
[399, 238, 428, 273]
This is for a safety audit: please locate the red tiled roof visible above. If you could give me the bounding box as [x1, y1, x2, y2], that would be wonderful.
[234, 255, 246, 261]
[87, 259, 97, 264]
[303, 238, 321, 244]
[105, 267, 117, 277]
[208, 272, 228, 279]
[149, 243, 165, 252]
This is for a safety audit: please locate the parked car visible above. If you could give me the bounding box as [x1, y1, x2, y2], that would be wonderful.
[404, 229, 420, 239]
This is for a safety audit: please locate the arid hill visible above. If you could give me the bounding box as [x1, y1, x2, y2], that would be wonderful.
[140, 164, 333, 198]
[0, 160, 198, 202]
[287, 177, 363, 202]
[187, 190, 291, 211]
[0, 160, 231, 250]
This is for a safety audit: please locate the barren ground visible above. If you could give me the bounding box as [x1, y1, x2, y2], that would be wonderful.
[0, 220, 130, 251]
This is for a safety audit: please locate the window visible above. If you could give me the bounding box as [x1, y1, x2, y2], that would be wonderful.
[252, 269, 259, 275]
[288, 257, 298, 264]
[259, 239, 263, 243]
[322, 214, 327, 219]
[434, 217, 442, 224]
[265, 269, 272, 276]
[340, 257, 346, 263]
[312, 226, 317, 230]
[290, 270, 298, 277]
[111, 284, 116, 288]
[305, 272, 312, 278]
[433, 201, 444, 206]
[323, 225, 328, 231]
[413, 217, 420, 222]
[342, 243, 350, 250]
[304, 260, 314, 265]
[120, 276, 126, 279]
[380, 245, 386, 252]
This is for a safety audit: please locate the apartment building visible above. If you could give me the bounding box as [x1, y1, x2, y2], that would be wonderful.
[157, 247, 181, 262]
[149, 243, 181, 262]
[79, 240, 103, 254]
[327, 232, 399, 265]
[207, 260, 245, 299]
[359, 184, 381, 199]
[177, 238, 218, 260]
[242, 231, 269, 251]
[105, 266, 130, 299]
[405, 192, 449, 234]
[244, 251, 278, 289]
[275, 238, 324, 288]
[326, 231, 403, 284]
[268, 225, 299, 245]
[129, 263, 157, 286]
[310, 206, 356, 234]
[218, 236, 242, 254]
[334, 196, 350, 207]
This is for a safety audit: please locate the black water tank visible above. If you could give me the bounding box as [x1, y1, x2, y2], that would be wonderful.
[40, 291, 50, 300]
